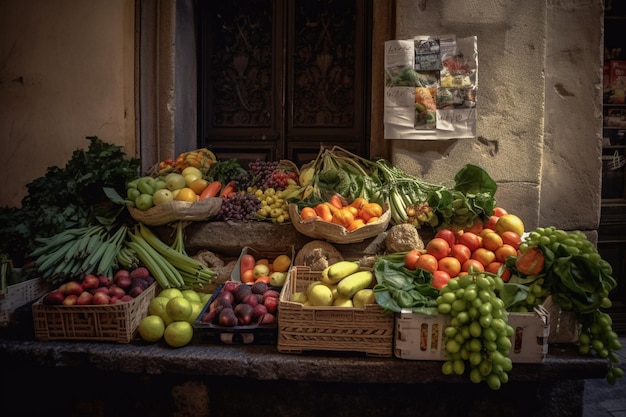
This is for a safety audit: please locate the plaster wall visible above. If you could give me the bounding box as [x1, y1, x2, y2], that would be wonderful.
[391, 0, 603, 233]
[0, 0, 135, 208]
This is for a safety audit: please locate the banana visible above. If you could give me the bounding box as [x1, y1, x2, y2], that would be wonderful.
[326, 260, 360, 283]
[336, 270, 374, 299]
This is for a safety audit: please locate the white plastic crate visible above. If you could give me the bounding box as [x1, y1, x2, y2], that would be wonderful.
[394, 305, 550, 363]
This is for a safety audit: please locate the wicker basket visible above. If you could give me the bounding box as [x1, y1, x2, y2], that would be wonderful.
[277, 266, 394, 357]
[127, 197, 222, 226]
[0, 278, 51, 326]
[32, 282, 156, 343]
[288, 202, 390, 244]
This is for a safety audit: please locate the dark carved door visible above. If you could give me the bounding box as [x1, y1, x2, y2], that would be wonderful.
[198, 0, 371, 167]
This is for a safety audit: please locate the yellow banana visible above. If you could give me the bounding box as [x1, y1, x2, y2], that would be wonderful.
[337, 271, 374, 299]
[327, 261, 360, 283]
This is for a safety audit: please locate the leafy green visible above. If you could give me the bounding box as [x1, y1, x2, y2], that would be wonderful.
[372, 258, 439, 315]
[0, 136, 140, 266]
[205, 158, 247, 187]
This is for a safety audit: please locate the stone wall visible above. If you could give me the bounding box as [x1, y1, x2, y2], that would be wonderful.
[388, 0, 603, 235]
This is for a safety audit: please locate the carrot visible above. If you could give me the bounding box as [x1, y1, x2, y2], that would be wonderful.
[199, 180, 222, 200]
[220, 180, 236, 197]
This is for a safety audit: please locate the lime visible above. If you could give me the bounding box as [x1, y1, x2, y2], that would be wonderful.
[164, 321, 193, 347]
[166, 296, 193, 321]
[181, 289, 202, 303]
[138, 315, 165, 342]
[159, 288, 184, 300]
[186, 301, 204, 324]
[148, 296, 170, 317]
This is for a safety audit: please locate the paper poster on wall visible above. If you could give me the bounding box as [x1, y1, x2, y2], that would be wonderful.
[384, 35, 478, 140]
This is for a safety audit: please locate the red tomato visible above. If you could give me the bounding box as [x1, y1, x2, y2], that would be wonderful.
[404, 249, 422, 270]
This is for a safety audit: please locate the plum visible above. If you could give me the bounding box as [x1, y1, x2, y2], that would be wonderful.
[234, 303, 254, 325]
[218, 308, 237, 327]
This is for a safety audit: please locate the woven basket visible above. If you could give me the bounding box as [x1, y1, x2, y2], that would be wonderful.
[288, 202, 390, 244]
[277, 266, 394, 357]
[32, 282, 156, 343]
[128, 197, 222, 226]
[0, 277, 50, 326]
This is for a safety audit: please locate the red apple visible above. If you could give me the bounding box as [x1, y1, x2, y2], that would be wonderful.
[43, 290, 65, 306]
[62, 294, 78, 306]
[64, 280, 84, 296]
[76, 291, 94, 305]
[82, 274, 100, 290]
[120, 295, 133, 302]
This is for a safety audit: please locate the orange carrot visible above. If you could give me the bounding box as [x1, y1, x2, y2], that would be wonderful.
[199, 180, 222, 200]
[220, 180, 236, 197]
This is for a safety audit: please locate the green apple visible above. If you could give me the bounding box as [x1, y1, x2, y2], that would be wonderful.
[127, 187, 141, 201]
[185, 174, 201, 187]
[153, 188, 174, 205]
[270, 271, 287, 287]
[166, 173, 187, 191]
[135, 193, 154, 211]
[137, 176, 156, 195]
[154, 179, 167, 191]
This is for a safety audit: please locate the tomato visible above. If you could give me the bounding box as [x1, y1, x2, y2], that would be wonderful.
[450, 244, 471, 265]
[240, 254, 256, 273]
[464, 218, 483, 234]
[438, 256, 462, 278]
[404, 249, 422, 270]
[493, 207, 508, 217]
[481, 231, 503, 252]
[300, 207, 318, 220]
[415, 254, 438, 274]
[462, 259, 485, 273]
[495, 244, 518, 263]
[431, 270, 451, 290]
[331, 208, 355, 228]
[500, 231, 522, 250]
[434, 228, 456, 247]
[457, 232, 481, 252]
[471, 248, 496, 267]
[426, 237, 451, 260]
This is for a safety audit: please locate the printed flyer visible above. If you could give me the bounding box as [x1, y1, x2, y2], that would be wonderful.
[384, 35, 478, 140]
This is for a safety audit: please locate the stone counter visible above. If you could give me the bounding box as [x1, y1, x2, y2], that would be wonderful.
[0, 335, 609, 417]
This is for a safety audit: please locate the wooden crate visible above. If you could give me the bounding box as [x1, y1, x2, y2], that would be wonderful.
[32, 283, 156, 343]
[394, 305, 550, 363]
[0, 277, 50, 326]
[277, 266, 394, 357]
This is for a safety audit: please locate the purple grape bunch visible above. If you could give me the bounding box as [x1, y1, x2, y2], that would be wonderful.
[248, 160, 280, 190]
[216, 192, 262, 222]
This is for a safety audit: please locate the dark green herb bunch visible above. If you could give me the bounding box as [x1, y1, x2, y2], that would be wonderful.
[0, 136, 140, 266]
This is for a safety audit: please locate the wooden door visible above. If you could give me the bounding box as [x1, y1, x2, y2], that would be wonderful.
[197, 0, 372, 168]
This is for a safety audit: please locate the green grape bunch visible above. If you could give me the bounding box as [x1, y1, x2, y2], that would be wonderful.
[517, 226, 622, 384]
[437, 272, 514, 390]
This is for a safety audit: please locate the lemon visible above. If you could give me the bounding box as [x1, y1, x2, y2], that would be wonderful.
[138, 315, 165, 342]
[495, 214, 525, 237]
[181, 289, 202, 303]
[148, 296, 170, 317]
[164, 321, 194, 348]
[307, 283, 333, 306]
[165, 296, 193, 321]
[159, 288, 184, 300]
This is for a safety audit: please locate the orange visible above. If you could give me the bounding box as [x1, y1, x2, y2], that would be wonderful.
[272, 254, 292, 273]
[174, 187, 198, 202]
[241, 269, 255, 284]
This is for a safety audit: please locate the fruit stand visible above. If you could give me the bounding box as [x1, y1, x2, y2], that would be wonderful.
[0, 139, 622, 416]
